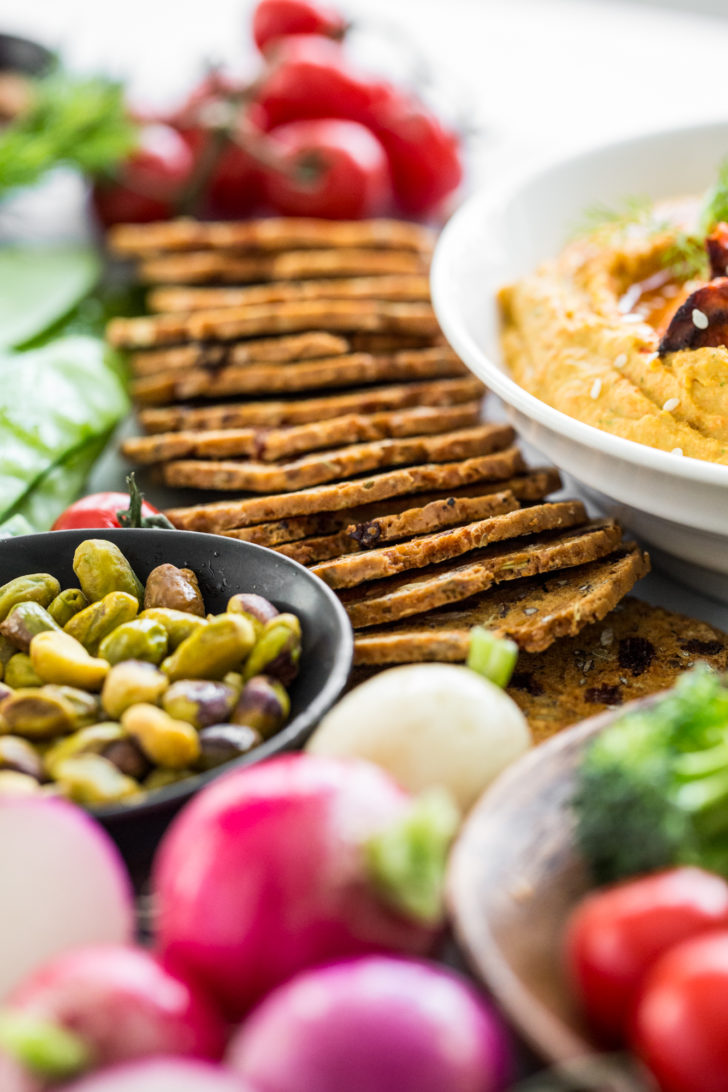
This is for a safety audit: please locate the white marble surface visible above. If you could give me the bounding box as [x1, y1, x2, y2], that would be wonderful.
[5, 0, 728, 628]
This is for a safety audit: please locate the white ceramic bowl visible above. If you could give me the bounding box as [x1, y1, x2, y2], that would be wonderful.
[431, 120, 728, 599]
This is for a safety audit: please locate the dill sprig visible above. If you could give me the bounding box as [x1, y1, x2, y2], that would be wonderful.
[660, 231, 708, 281]
[571, 195, 655, 239]
[699, 157, 728, 235]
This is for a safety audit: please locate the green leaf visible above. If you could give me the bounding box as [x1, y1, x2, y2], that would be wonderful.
[0, 69, 138, 197]
[0, 335, 128, 529]
[0, 247, 100, 350]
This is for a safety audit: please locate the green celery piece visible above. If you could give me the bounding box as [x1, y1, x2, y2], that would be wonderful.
[0, 1010, 90, 1080]
[0, 247, 100, 350]
[0, 335, 128, 527]
[365, 787, 460, 925]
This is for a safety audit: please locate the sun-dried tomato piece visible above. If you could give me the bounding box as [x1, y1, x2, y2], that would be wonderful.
[706, 222, 728, 279]
[658, 278, 728, 355]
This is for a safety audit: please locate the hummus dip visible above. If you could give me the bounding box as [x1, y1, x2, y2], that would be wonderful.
[499, 201, 728, 464]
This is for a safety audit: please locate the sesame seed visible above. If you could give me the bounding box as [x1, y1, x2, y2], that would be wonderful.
[643, 352, 658, 363]
[615, 353, 628, 367]
[622, 314, 643, 323]
[671, 447, 683, 456]
[600, 628, 614, 647]
[692, 308, 709, 329]
[590, 378, 602, 399]
[523, 607, 538, 615]
[663, 398, 679, 412]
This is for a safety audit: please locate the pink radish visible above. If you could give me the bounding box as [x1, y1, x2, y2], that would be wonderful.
[0, 797, 133, 1001]
[154, 754, 458, 1016]
[2, 945, 226, 1083]
[228, 955, 511, 1092]
[61, 1057, 252, 1092]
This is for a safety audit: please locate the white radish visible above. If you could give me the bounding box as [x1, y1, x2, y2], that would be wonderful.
[0, 796, 133, 1000]
[63, 1058, 252, 1092]
[307, 663, 532, 811]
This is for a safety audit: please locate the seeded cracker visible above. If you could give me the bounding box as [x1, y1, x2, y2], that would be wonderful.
[121, 404, 483, 466]
[161, 424, 515, 493]
[137, 376, 485, 434]
[165, 449, 527, 532]
[108, 217, 436, 256]
[221, 471, 561, 549]
[352, 546, 649, 663]
[339, 521, 623, 629]
[147, 274, 432, 313]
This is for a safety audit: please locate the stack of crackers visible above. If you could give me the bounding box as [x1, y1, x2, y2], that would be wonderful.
[107, 215, 728, 737]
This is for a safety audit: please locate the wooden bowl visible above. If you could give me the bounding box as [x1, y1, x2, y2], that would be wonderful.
[447, 696, 661, 1064]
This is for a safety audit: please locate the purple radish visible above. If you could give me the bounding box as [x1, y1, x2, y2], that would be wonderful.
[228, 955, 511, 1092]
[154, 754, 459, 1016]
[61, 1058, 253, 1092]
[2, 945, 226, 1083]
[0, 797, 133, 1001]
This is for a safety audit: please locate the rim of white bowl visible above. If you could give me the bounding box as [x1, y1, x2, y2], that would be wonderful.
[431, 118, 728, 489]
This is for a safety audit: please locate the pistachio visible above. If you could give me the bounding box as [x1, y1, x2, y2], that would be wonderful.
[101, 660, 169, 720]
[30, 631, 109, 691]
[121, 703, 201, 769]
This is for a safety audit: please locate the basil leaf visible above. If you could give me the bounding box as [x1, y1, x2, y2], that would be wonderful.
[0, 335, 128, 528]
[0, 247, 100, 349]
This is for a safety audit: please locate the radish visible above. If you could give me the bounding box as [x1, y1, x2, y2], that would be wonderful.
[0, 797, 133, 1001]
[228, 955, 511, 1092]
[308, 664, 531, 811]
[62, 1057, 252, 1092]
[154, 754, 459, 1016]
[2, 945, 226, 1083]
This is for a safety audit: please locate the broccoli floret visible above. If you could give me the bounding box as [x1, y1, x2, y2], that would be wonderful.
[573, 665, 728, 883]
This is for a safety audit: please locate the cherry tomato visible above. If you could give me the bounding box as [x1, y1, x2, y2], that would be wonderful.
[253, 0, 346, 53]
[52, 492, 161, 531]
[565, 868, 728, 1045]
[369, 90, 463, 216]
[255, 35, 391, 131]
[263, 118, 390, 219]
[632, 931, 728, 1092]
[92, 123, 194, 226]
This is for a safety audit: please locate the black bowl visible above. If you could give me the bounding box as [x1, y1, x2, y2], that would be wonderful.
[0, 529, 353, 872]
[0, 32, 53, 75]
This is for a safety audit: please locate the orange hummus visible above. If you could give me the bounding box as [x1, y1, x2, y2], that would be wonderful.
[499, 203, 728, 464]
